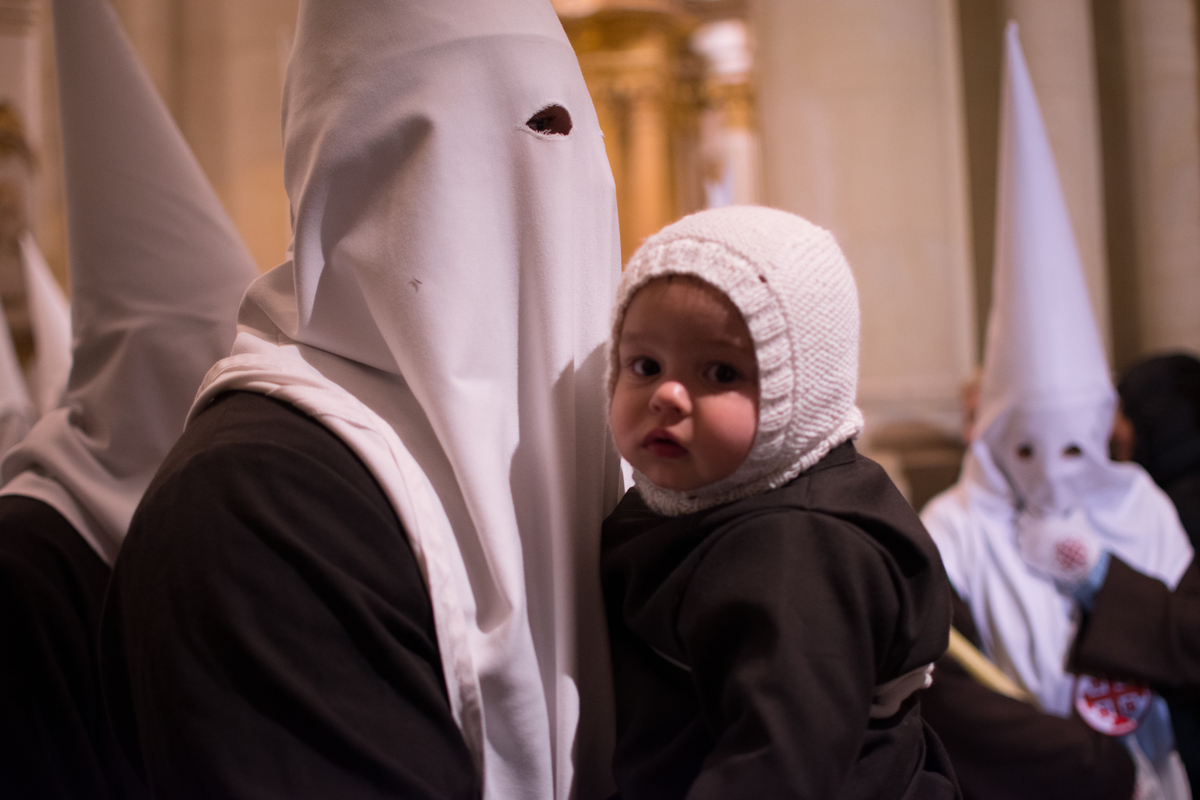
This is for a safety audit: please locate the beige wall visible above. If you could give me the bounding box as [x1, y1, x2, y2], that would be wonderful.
[754, 0, 976, 435]
[1113, 0, 1200, 361]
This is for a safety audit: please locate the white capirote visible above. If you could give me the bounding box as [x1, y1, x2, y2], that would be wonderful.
[922, 28, 1192, 798]
[0, 0, 258, 565]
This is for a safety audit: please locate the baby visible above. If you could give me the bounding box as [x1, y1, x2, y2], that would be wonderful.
[602, 206, 958, 799]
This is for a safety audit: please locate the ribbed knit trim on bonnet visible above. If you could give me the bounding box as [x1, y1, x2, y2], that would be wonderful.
[608, 205, 864, 516]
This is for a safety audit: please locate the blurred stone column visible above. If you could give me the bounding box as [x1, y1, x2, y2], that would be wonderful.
[625, 79, 674, 254]
[1003, 0, 1111, 352]
[1116, 0, 1200, 359]
[174, 0, 295, 272]
[559, 4, 700, 262]
[691, 19, 759, 208]
[753, 0, 975, 435]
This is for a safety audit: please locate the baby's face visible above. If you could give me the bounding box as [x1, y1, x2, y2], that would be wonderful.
[611, 277, 759, 492]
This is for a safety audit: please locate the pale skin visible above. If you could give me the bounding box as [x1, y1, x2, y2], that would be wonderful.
[610, 276, 760, 492]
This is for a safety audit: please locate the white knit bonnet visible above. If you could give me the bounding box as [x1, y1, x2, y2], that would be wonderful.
[608, 205, 864, 516]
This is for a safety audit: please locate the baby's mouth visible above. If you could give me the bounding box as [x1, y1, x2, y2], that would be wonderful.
[642, 429, 687, 458]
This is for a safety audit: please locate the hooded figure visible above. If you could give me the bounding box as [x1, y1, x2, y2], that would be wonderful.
[101, 0, 621, 797]
[921, 23, 1193, 800]
[0, 0, 258, 795]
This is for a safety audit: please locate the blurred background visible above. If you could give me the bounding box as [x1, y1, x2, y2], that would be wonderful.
[1, 0, 1198, 508]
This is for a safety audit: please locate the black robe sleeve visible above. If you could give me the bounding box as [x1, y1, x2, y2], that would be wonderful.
[101, 391, 479, 799]
[920, 591, 1135, 800]
[0, 495, 144, 800]
[673, 511, 953, 800]
[1071, 556, 1200, 787]
[1073, 557, 1200, 690]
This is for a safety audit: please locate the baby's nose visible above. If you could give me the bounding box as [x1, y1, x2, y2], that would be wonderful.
[650, 380, 692, 415]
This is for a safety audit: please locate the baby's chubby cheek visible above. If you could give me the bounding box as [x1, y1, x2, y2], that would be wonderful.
[607, 382, 644, 464]
[694, 393, 758, 483]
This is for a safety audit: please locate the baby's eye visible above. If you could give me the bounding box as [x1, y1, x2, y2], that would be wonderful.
[1016, 444, 1034, 460]
[630, 357, 661, 377]
[706, 363, 740, 384]
[1062, 444, 1083, 458]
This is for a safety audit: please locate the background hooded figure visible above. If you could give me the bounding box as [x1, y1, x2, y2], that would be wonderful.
[0, 0, 259, 796]
[101, 0, 621, 798]
[921, 23, 1193, 800]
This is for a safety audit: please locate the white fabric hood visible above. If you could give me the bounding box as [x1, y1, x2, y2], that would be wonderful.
[0, 0, 258, 564]
[924, 21, 1193, 722]
[0, 285, 33, 456]
[974, 22, 1129, 516]
[197, 0, 622, 797]
[19, 232, 71, 417]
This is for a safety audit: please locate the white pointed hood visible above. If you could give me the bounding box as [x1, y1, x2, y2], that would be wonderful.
[190, 0, 621, 797]
[19, 232, 71, 416]
[0, 0, 259, 564]
[0, 292, 33, 455]
[923, 21, 1192, 731]
[972, 22, 1129, 516]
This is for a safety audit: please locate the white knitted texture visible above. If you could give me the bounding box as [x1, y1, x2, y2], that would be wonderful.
[609, 205, 864, 516]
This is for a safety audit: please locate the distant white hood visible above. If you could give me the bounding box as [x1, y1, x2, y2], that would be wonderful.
[974, 22, 1131, 517]
[19, 232, 70, 417]
[0, 0, 258, 564]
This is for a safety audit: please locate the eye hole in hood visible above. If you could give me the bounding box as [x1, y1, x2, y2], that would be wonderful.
[526, 104, 572, 136]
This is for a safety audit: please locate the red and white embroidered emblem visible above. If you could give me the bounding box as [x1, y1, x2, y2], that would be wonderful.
[1055, 537, 1090, 574]
[1073, 675, 1151, 736]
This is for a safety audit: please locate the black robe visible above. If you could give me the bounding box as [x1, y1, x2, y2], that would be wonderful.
[0, 495, 144, 800]
[1117, 353, 1200, 783]
[920, 590, 1136, 800]
[602, 442, 959, 800]
[101, 390, 480, 799]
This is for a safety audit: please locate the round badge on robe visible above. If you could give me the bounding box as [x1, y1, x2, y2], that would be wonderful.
[1073, 675, 1152, 735]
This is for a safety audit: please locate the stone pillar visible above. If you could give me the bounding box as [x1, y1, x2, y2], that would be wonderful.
[1003, 0, 1111, 352]
[560, 6, 701, 262]
[175, 0, 295, 272]
[1116, 0, 1200, 359]
[753, 0, 976, 435]
[692, 19, 759, 208]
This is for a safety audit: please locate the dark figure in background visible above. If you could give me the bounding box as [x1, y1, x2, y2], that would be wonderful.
[1118, 354, 1200, 549]
[1097, 353, 1200, 786]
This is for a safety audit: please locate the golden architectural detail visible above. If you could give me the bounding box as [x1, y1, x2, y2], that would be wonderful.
[558, 5, 704, 262]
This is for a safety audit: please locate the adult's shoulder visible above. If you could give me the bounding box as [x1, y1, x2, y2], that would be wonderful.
[123, 389, 408, 599]
[157, 390, 365, 481]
